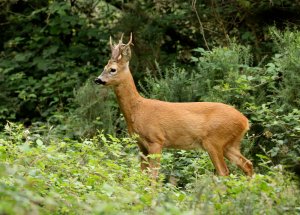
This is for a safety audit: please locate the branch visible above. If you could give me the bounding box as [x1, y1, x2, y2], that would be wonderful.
[192, 0, 210, 51]
[0, 22, 9, 26]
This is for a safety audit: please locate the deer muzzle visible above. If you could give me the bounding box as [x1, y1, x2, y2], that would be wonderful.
[94, 77, 106, 85]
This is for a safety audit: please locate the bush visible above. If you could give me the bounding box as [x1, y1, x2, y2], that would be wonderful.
[0, 122, 299, 214]
[0, 1, 115, 125]
[140, 62, 203, 102]
[66, 79, 126, 137]
[270, 28, 300, 110]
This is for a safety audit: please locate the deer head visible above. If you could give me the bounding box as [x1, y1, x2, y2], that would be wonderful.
[94, 33, 133, 86]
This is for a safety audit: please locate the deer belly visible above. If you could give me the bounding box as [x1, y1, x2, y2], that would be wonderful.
[164, 135, 202, 150]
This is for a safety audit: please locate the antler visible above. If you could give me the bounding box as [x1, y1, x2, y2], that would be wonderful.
[110, 33, 133, 61]
[125, 32, 133, 46]
[109, 36, 114, 50]
[119, 33, 124, 45]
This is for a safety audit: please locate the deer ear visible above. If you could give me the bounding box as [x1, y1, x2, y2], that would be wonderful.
[120, 45, 131, 62]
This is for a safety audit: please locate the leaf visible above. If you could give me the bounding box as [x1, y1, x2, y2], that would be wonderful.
[43, 46, 59, 58]
[36, 139, 43, 146]
[33, 57, 53, 71]
[14, 52, 33, 62]
[190, 56, 198, 62]
[18, 143, 30, 152]
[193, 47, 205, 53]
[102, 183, 114, 197]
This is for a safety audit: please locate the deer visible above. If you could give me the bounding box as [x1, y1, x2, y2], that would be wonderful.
[94, 33, 254, 179]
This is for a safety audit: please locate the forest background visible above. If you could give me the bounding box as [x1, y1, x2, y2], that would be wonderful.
[0, 0, 299, 214]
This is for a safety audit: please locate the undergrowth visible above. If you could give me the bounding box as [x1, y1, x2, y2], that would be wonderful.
[0, 122, 299, 214]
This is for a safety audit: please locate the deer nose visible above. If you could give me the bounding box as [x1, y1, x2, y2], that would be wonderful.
[94, 77, 106, 85]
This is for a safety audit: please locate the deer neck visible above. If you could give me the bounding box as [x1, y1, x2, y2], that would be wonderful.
[114, 71, 142, 126]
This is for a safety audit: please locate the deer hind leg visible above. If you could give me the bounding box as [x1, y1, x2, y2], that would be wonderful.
[204, 142, 229, 176]
[224, 146, 253, 177]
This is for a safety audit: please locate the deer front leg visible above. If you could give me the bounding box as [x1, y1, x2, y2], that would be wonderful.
[148, 143, 163, 180]
[138, 144, 149, 171]
[138, 142, 162, 180]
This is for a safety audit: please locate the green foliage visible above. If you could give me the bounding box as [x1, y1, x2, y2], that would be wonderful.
[191, 44, 256, 105]
[1, 0, 300, 126]
[186, 173, 299, 214]
[1, 0, 300, 135]
[161, 150, 215, 186]
[141, 44, 255, 104]
[0, 123, 299, 214]
[140, 62, 202, 102]
[248, 105, 300, 169]
[109, 0, 300, 67]
[270, 28, 300, 110]
[0, 0, 116, 123]
[66, 79, 126, 137]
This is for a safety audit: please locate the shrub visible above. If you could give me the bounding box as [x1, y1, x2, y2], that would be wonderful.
[0, 122, 299, 214]
[270, 28, 300, 110]
[0, 1, 114, 125]
[140, 62, 203, 102]
[66, 79, 126, 137]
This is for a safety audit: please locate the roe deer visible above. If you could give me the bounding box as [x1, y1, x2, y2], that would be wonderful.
[94, 33, 253, 179]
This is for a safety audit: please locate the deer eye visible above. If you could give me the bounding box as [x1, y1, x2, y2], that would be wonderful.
[110, 68, 117, 74]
